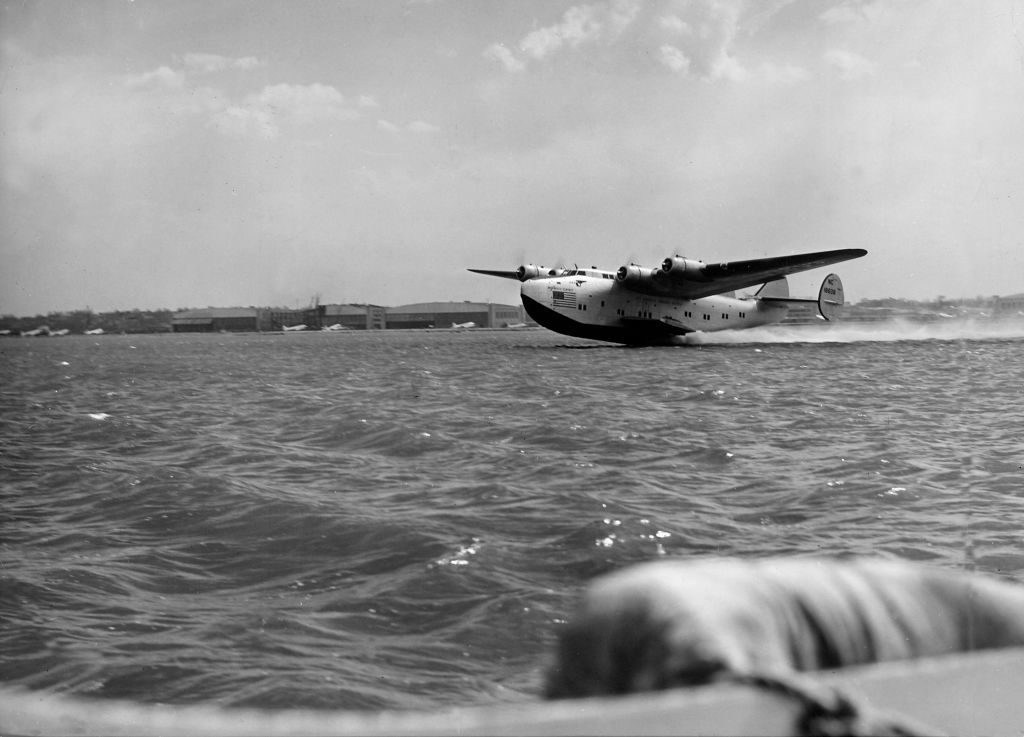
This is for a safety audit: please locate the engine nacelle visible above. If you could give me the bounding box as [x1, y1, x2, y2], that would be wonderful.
[516, 264, 569, 281]
[615, 264, 661, 289]
[661, 256, 707, 280]
[516, 264, 544, 281]
[520, 264, 552, 282]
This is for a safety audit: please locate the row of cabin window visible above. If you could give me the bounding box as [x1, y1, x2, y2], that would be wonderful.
[604, 307, 750, 320]
[682, 311, 748, 320]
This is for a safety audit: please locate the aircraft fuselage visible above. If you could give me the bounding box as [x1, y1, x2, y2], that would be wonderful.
[520, 269, 787, 345]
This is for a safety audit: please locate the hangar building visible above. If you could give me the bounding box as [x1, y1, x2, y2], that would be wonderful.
[994, 294, 1024, 316]
[171, 308, 261, 333]
[385, 302, 525, 330]
[172, 302, 525, 332]
[323, 304, 387, 330]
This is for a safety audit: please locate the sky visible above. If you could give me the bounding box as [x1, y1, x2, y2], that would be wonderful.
[3, 0, 1024, 315]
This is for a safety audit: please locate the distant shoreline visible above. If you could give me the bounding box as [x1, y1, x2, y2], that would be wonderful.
[4, 311, 1023, 338]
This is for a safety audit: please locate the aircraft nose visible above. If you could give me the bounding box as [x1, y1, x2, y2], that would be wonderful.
[520, 278, 545, 300]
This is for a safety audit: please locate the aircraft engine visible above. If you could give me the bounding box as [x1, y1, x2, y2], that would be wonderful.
[661, 256, 707, 280]
[615, 264, 661, 289]
[516, 264, 570, 281]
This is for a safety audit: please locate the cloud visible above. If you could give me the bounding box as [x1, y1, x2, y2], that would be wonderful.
[819, 2, 888, 26]
[123, 65, 185, 89]
[824, 48, 876, 80]
[255, 83, 355, 123]
[654, 0, 746, 79]
[125, 54, 263, 89]
[208, 105, 277, 139]
[182, 53, 263, 73]
[376, 119, 439, 134]
[408, 120, 440, 134]
[483, 43, 525, 72]
[209, 83, 361, 139]
[117, 56, 365, 140]
[658, 44, 691, 74]
[485, 0, 752, 81]
[757, 62, 810, 85]
[657, 13, 690, 34]
[519, 3, 608, 60]
[482, 0, 640, 72]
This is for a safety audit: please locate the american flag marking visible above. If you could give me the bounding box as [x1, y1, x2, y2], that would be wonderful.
[551, 290, 577, 309]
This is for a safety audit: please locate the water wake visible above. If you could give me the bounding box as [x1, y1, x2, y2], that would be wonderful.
[680, 318, 1024, 346]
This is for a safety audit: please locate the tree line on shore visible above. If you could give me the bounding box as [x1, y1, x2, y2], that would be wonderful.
[0, 308, 175, 335]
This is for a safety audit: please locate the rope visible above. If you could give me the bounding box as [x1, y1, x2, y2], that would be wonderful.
[718, 670, 947, 737]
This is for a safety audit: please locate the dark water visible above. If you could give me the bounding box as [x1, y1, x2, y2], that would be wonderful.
[2, 323, 1023, 711]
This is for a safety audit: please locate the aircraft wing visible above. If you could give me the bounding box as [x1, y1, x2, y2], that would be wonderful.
[651, 248, 867, 299]
[467, 268, 521, 280]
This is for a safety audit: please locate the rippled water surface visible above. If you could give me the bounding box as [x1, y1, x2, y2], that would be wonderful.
[2, 323, 1023, 710]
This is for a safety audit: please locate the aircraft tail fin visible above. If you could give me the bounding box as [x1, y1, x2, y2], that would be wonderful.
[758, 273, 846, 321]
[816, 273, 845, 320]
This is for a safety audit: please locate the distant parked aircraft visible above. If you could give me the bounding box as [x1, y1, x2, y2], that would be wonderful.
[281, 324, 307, 332]
[451, 321, 476, 329]
[84, 328, 105, 335]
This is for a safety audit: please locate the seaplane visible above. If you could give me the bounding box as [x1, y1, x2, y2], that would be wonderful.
[470, 248, 867, 345]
